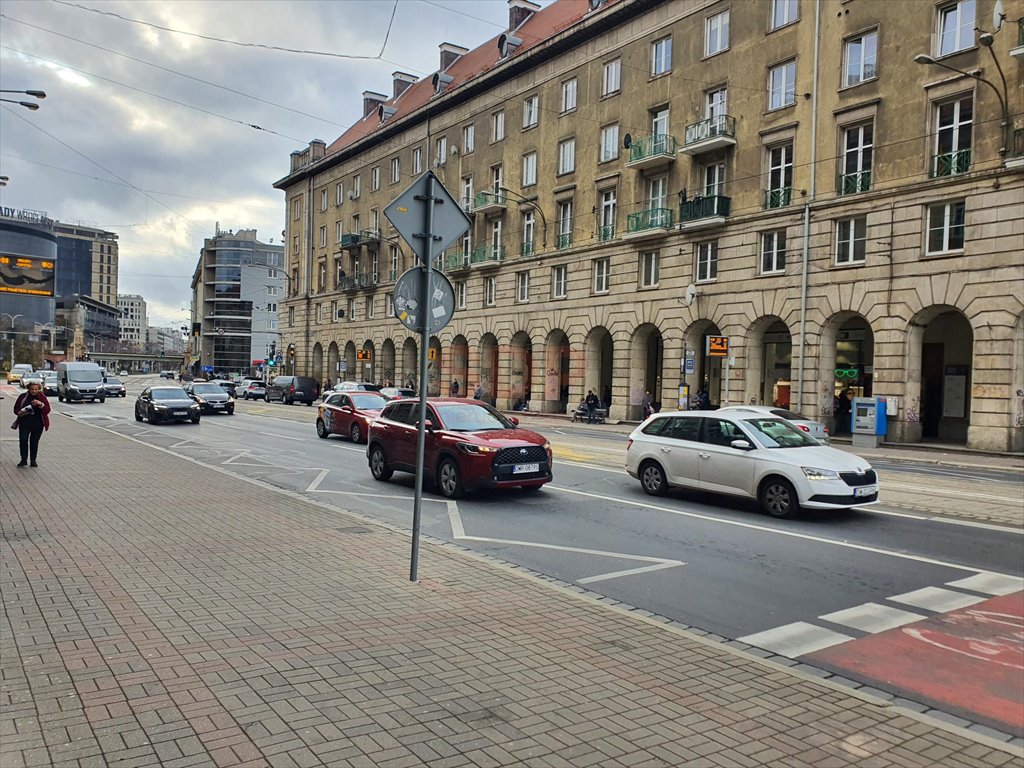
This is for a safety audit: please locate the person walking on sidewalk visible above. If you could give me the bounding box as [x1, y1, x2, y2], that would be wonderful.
[12, 381, 50, 467]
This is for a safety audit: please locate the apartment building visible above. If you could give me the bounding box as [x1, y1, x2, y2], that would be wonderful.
[117, 294, 147, 349]
[53, 221, 119, 309]
[275, 0, 1024, 451]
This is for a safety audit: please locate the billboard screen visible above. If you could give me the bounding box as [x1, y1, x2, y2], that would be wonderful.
[0, 254, 56, 297]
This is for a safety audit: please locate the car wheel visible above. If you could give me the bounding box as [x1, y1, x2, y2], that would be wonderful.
[369, 444, 393, 481]
[284, 395, 292, 405]
[58, 392, 64, 402]
[760, 477, 799, 519]
[135, 408, 143, 422]
[99, 396, 106, 403]
[437, 457, 464, 499]
[639, 460, 668, 496]
[316, 419, 329, 439]
[350, 422, 362, 443]
[191, 416, 201, 424]
[227, 407, 234, 415]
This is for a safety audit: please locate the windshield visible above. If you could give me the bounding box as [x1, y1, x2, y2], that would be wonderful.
[193, 384, 223, 394]
[69, 370, 103, 383]
[152, 388, 188, 400]
[743, 418, 820, 448]
[106, 378, 122, 385]
[351, 394, 386, 409]
[436, 403, 515, 432]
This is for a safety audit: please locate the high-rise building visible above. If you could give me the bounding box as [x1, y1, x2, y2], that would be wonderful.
[146, 326, 185, 355]
[274, 0, 1023, 451]
[117, 294, 147, 349]
[190, 228, 284, 375]
[53, 222, 119, 308]
[0, 208, 57, 333]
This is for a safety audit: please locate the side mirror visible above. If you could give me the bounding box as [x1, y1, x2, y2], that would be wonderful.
[420, 419, 434, 431]
[509, 416, 520, 426]
[730, 439, 753, 451]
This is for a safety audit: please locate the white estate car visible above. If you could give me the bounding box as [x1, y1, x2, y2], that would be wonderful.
[716, 405, 830, 445]
[625, 411, 878, 518]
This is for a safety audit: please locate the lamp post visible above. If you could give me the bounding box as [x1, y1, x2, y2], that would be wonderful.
[1, 313, 25, 367]
[0, 89, 46, 111]
[498, 186, 549, 248]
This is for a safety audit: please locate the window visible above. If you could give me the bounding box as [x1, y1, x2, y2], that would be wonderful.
[599, 189, 616, 240]
[840, 123, 873, 194]
[435, 136, 447, 166]
[561, 78, 577, 113]
[933, 95, 973, 176]
[771, 0, 799, 29]
[769, 61, 796, 109]
[491, 164, 503, 191]
[522, 96, 538, 129]
[371, 167, 380, 191]
[522, 211, 535, 256]
[386, 293, 394, 316]
[455, 281, 467, 309]
[463, 123, 475, 153]
[292, 198, 301, 220]
[461, 176, 473, 210]
[412, 147, 422, 174]
[552, 265, 567, 299]
[352, 175, 361, 198]
[652, 36, 672, 76]
[704, 162, 726, 197]
[557, 201, 573, 248]
[761, 230, 786, 273]
[705, 10, 729, 56]
[319, 225, 327, 247]
[317, 303, 323, 323]
[843, 31, 878, 86]
[836, 216, 867, 264]
[516, 271, 530, 303]
[648, 176, 668, 210]
[320, 189, 328, 211]
[347, 298, 356, 321]
[651, 107, 670, 138]
[389, 244, 400, 280]
[696, 241, 718, 282]
[288, 306, 295, 325]
[766, 142, 794, 207]
[602, 59, 621, 96]
[640, 251, 659, 287]
[334, 221, 342, 244]
[484, 277, 496, 306]
[522, 152, 537, 187]
[706, 87, 728, 122]
[391, 157, 400, 184]
[490, 219, 502, 257]
[370, 249, 379, 283]
[292, 235, 299, 255]
[558, 138, 576, 174]
[927, 201, 966, 254]
[492, 110, 505, 142]
[365, 295, 374, 319]
[600, 124, 619, 162]
[335, 182, 344, 206]
[937, 0, 975, 56]
[593, 258, 609, 293]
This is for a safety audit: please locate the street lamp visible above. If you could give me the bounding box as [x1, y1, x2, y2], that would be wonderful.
[498, 186, 548, 247]
[1, 313, 25, 367]
[0, 89, 46, 111]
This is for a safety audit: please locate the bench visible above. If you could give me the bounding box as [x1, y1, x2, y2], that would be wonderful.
[571, 406, 608, 424]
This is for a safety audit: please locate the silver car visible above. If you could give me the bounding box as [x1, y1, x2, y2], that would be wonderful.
[716, 406, 830, 444]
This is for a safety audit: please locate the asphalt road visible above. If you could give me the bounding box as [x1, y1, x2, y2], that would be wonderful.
[49, 383, 1024, 736]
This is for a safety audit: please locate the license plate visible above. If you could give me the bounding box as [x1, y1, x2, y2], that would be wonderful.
[173, 411, 186, 416]
[212, 403, 223, 408]
[513, 463, 540, 474]
[854, 486, 877, 498]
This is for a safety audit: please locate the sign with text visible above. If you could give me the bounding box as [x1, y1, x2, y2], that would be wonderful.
[0, 254, 55, 297]
[357, 350, 372, 361]
[705, 335, 729, 357]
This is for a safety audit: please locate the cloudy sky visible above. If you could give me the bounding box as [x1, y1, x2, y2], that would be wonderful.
[0, 0, 542, 327]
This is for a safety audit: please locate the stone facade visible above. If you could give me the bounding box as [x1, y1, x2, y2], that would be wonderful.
[275, 0, 1024, 451]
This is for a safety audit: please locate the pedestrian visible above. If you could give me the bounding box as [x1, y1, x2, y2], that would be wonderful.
[696, 388, 711, 410]
[11, 381, 50, 468]
[837, 388, 854, 434]
[450, 379, 460, 397]
[585, 389, 599, 424]
[641, 389, 654, 420]
[473, 382, 482, 400]
[523, 386, 531, 410]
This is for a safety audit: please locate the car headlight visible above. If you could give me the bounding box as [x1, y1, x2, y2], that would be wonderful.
[153, 404, 168, 410]
[190, 404, 200, 410]
[227, 397, 235, 403]
[195, 396, 206, 404]
[456, 443, 497, 454]
[802, 466, 840, 481]
[542, 441, 551, 451]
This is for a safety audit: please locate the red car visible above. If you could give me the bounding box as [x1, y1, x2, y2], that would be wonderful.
[317, 391, 387, 443]
[366, 398, 553, 498]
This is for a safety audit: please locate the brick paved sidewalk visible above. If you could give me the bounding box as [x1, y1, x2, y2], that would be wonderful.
[1, 416, 1020, 768]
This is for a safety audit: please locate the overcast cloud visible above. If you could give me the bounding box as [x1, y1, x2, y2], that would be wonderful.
[0, 0, 534, 327]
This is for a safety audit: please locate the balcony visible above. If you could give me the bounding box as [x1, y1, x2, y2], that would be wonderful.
[471, 245, 503, 266]
[520, 242, 535, 258]
[458, 196, 476, 215]
[556, 232, 573, 250]
[473, 190, 507, 214]
[359, 228, 381, 245]
[680, 115, 737, 156]
[623, 208, 674, 241]
[678, 196, 731, 231]
[444, 250, 470, 272]
[838, 170, 872, 195]
[931, 149, 971, 178]
[339, 272, 378, 291]
[339, 233, 360, 251]
[1006, 128, 1024, 170]
[598, 224, 616, 242]
[763, 187, 793, 210]
[625, 134, 677, 170]
[1010, 19, 1023, 57]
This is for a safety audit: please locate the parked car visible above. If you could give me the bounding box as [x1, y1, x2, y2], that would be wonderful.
[624, 411, 878, 518]
[118, 370, 129, 376]
[266, 375, 319, 405]
[717, 406, 830, 445]
[21, 371, 44, 389]
[184, 382, 235, 414]
[103, 376, 127, 397]
[333, 381, 382, 393]
[160, 370, 176, 379]
[7, 364, 33, 384]
[209, 379, 238, 397]
[41, 371, 58, 396]
[366, 398, 553, 498]
[317, 391, 388, 443]
[379, 387, 416, 400]
[135, 387, 201, 424]
[240, 380, 266, 400]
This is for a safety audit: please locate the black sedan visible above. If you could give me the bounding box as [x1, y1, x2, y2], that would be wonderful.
[185, 382, 235, 414]
[103, 377, 127, 397]
[209, 379, 238, 397]
[135, 387, 201, 424]
[41, 372, 58, 396]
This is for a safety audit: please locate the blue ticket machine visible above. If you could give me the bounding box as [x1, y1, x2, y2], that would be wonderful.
[852, 397, 887, 448]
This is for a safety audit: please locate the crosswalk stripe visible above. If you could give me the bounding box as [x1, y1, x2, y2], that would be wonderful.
[819, 602, 927, 633]
[945, 572, 1024, 596]
[737, 622, 854, 657]
[887, 586, 987, 613]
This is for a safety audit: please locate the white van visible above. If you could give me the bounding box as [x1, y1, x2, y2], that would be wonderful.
[56, 361, 106, 403]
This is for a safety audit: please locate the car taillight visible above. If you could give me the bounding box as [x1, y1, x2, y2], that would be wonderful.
[289, 386, 295, 392]
[796, 424, 810, 432]
[824, 427, 830, 434]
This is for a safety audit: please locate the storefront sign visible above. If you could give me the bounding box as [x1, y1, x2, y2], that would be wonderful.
[705, 335, 729, 357]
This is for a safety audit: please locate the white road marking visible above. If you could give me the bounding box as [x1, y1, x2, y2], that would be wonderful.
[819, 603, 927, 634]
[447, 501, 465, 538]
[548, 486, 1015, 577]
[306, 469, 329, 493]
[946, 573, 1024, 596]
[888, 587, 988, 612]
[737, 622, 855, 657]
[577, 561, 684, 584]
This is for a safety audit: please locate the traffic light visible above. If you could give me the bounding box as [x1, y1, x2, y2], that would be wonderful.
[288, 343, 296, 362]
[269, 341, 276, 358]
[267, 358, 276, 367]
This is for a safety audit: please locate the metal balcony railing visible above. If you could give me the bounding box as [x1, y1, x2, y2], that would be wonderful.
[520, 242, 534, 258]
[683, 115, 736, 147]
[763, 187, 793, 209]
[931, 149, 972, 177]
[678, 195, 731, 223]
[471, 245, 504, 264]
[458, 196, 475, 214]
[359, 228, 381, 243]
[599, 224, 616, 241]
[556, 232, 573, 249]
[626, 207, 674, 233]
[838, 170, 872, 195]
[339, 233, 360, 249]
[627, 134, 677, 163]
[444, 251, 470, 271]
[473, 190, 507, 208]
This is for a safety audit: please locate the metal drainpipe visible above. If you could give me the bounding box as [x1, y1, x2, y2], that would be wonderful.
[795, 0, 822, 413]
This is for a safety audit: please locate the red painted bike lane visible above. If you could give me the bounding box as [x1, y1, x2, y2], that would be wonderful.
[808, 591, 1024, 735]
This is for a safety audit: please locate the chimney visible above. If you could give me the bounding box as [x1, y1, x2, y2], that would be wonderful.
[362, 91, 388, 118]
[392, 72, 416, 99]
[508, 0, 540, 30]
[309, 139, 326, 162]
[439, 42, 468, 71]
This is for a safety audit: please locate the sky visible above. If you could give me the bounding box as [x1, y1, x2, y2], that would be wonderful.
[0, 0, 543, 327]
